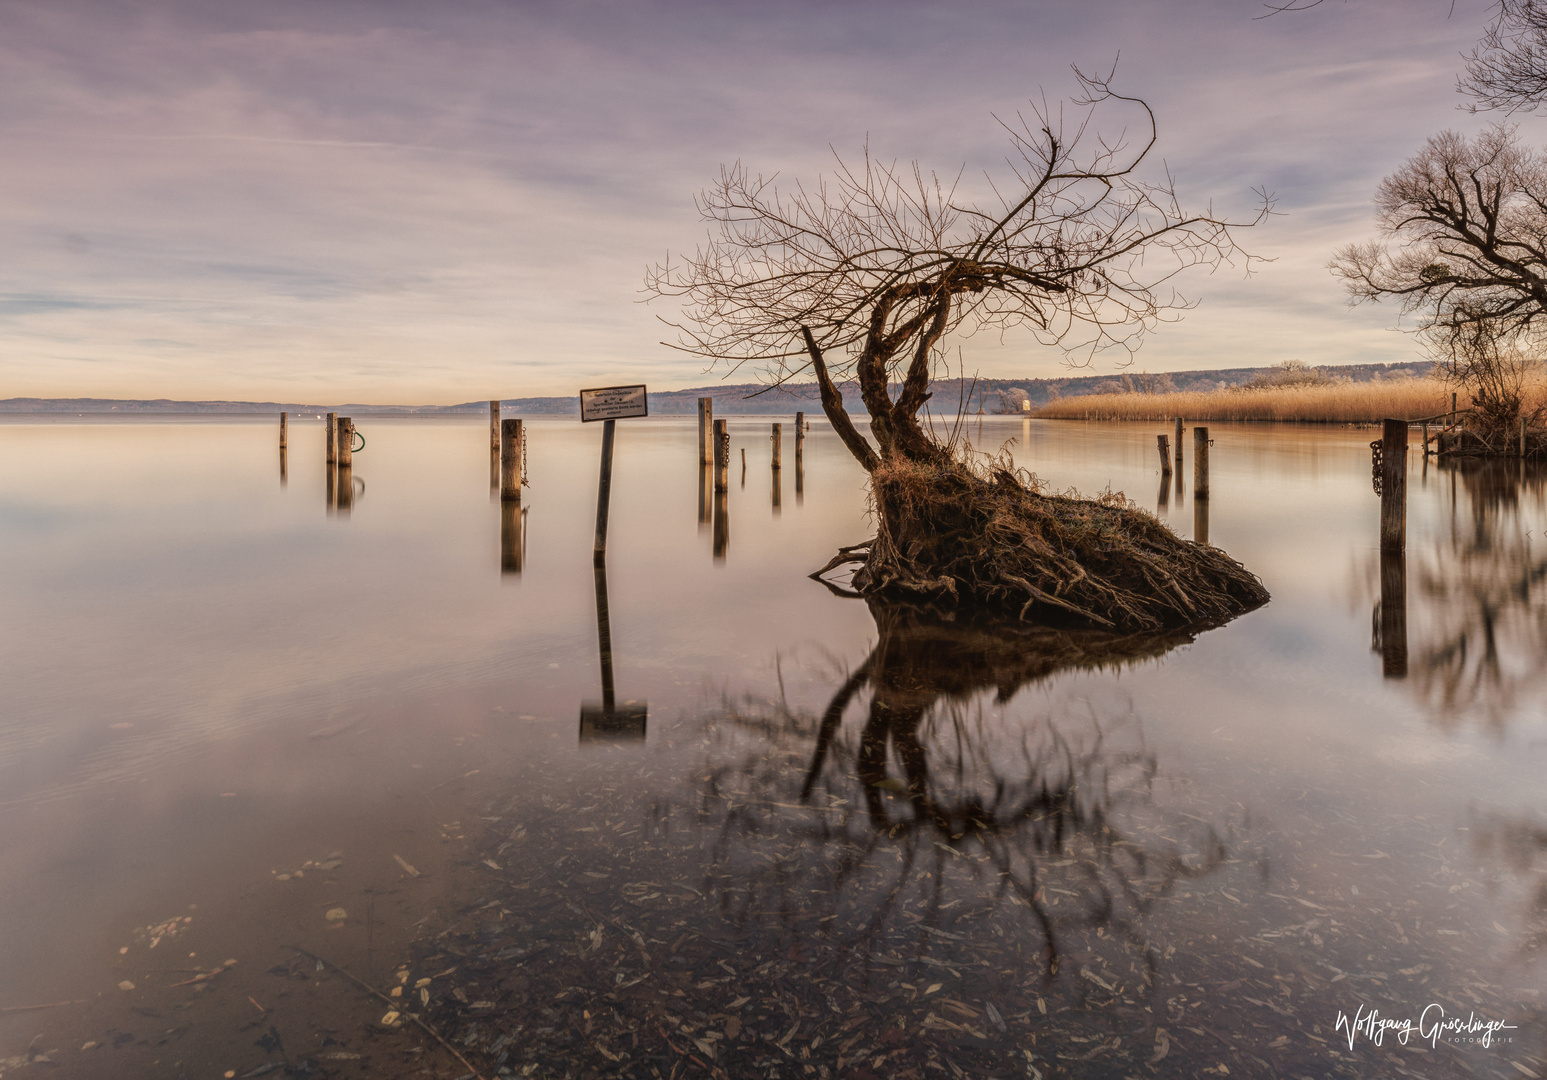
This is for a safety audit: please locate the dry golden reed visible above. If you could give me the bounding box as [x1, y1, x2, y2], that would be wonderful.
[1034, 378, 1456, 423]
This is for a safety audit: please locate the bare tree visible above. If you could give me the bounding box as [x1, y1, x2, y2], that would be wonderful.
[648, 72, 1271, 629]
[647, 69, 1267, 474]
[1462, 0, 1547, 113]
[1331, 125, 1547, 442]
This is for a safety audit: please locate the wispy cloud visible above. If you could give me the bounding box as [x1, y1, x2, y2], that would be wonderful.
[0, 0, 1498, 400]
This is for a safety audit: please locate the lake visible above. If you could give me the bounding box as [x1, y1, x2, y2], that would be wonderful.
[1, 414, 1542, 1079]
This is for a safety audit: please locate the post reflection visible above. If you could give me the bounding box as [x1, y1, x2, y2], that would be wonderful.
[279, 447, 287, 487]
[697, 463, 711, 530]
[1358, 458, 1547, 729]
[325, 461, 335, 515]
[771, 461, 782, 514]
[500, 502, 525, 575]
[1156, 471, 1169, 516]
[579, 561, 646, 743]
[489, 447, 500, 501]
[1193, 490, 1208, 545]
[712, 488, 729, 561]
[1378, 550, 1407, 679]
[336, 465, 354, 514]
[795, 454, 804, 505]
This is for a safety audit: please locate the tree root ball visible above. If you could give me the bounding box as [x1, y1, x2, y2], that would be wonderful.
[824, 458, 1269, 632]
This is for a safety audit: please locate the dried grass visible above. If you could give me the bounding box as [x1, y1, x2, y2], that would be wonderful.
[1034, 377, 1460, 423]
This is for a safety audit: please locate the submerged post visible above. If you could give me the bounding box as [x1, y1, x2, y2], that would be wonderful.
[593, 419, 616, 564]
[771, 423, 782, 469]
[1157, 434, 1172, 473]
[713, 418, 728, 492]
[1193, 426, 1209, 499]
[326, 411, 337, 465]
[337, 417, 353, 468]
[698, 398, 713, 465]
[1380, 417, 1407, 553]
[1174, 417, 1184, 472]
[1194, 493, 1209, 545]
[500, 418, 523, 501]
[490, 400, 500, 451]
[279, 412, 287, 449]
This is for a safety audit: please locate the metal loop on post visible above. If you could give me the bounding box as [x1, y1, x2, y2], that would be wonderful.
[1370, 440, 1383, 497]
[351, 431, 366, 453]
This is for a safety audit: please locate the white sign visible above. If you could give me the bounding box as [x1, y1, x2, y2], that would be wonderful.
[579, 384, 648, 422]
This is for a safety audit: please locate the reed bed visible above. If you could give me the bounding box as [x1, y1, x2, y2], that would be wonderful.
[1034, 378, 1457, 423]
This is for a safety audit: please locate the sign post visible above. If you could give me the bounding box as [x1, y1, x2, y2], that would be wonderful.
[579, 384, 648, 565]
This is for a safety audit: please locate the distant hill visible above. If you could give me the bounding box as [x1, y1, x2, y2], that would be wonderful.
[0, 361, 1435, 416]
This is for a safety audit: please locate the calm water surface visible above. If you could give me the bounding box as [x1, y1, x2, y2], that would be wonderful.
[1, 415, 1544, 1079]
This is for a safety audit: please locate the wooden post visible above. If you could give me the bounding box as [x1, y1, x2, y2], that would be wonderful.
[795, 411, 804, 445]
[490, 400, 500, 451]
[740, 447, 746, 485]
[1193, 426, 1209, 499]
[1522, 416, 1528, 457]
[771, 423, 782, 469]
[713, 419, 728, 492]
[337, 417, 353, 468]
[500, 418, 523, 501]
[500, 502, 524, 574]
[326, 458, 335, 512]
[1157, 434, 1172, 473]
[698, 398, 713, 465]
[1422, 421, 1430, 457]
[593, 419, 616, 564]
[1380, 418, 1407, 553]
[1174, 417, 1184, 472]
[698, 462, 711, 527]
[326, 412, 336, 465]
[1156, 472, 1169, 514]
[280, 446, 287, 485]
[279, 412, 287, 449]
[1193, 493, 1209, 546]
[1451, 392, 1457, 426]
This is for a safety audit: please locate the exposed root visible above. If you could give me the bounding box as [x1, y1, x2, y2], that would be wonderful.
[822, 457, 1269, 632]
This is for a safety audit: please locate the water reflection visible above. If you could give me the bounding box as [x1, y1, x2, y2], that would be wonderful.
[1363, 459, 1547, 728]
[279, 446, 287, 486]
[690, 603, 1230, 997]
[712, 488, 729, 561]
[500, 502, 526, 575]
[489, 446, 500, 501]
[1193, 489, 1208, 544]
[1155, 470, 1168, 516]
[772, 458, 782, 514]
[325, 457, 335, 513]
[337, 464, 354, 513]
[697, 462, 711, 529]
[579, 562, 646, 742]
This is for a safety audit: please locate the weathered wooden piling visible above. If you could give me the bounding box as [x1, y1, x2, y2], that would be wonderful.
[771, 423, 782, 469]
[698, 398, 713, 465]
[490, 400, 500, 451]
[1450, 392, 1457, 426]
[500, 418, 523, 501]
[337, 417, 353, 468]
[698, 463, 711, 527]
[1174, 417, 1184, 471]
[1522, 417, 1528, 457]
[326, 411, 337, 465]
[1193, 426, 1209, 499]
[795, 411, 804, 443]
[1422, 421, 1430, 457]
[713, 419, 728, 492]
[279, 412, 288, 448]
[1157, 434, 1172, 473]
[1380, 417, 1407, 553]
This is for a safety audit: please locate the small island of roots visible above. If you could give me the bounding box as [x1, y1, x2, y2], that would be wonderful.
[816, 455, 1269, 633]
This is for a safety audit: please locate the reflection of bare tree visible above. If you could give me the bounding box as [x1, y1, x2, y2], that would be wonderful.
[1406, 459, 1547, 731]
[688, 603, 1240, 1000]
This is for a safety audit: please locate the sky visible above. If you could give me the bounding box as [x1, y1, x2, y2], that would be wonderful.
[0, 0, 1515, 403]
